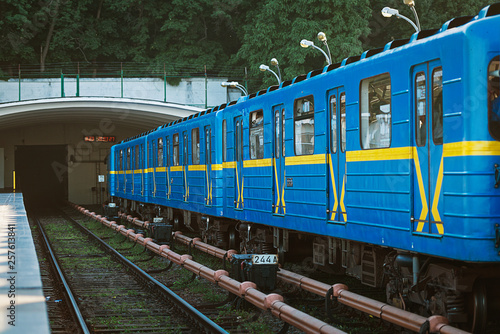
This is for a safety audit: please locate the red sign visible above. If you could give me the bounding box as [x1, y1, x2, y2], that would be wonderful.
[84, 136, 116, 142]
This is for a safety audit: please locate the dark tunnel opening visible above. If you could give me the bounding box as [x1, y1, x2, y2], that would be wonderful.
[15, 145, 68, 204]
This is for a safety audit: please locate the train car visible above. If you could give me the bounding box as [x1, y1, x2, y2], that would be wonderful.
[109, 3, 500, 331]
[109, 133, 150, 204]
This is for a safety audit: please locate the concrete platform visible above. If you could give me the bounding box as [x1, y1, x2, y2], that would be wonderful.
[0, 193, 49, 333]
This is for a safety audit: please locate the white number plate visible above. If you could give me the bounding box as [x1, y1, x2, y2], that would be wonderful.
[108, 203, 116, 208]
[153, 217, 163, 223]
[252, 254, 278, 265]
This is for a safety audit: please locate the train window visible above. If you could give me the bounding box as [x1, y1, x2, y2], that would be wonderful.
[173, 134, 179, 166]
[274, 109, 285, 158]
[127, 147, 131, 169]
[158, 138, 164, 167]
[432, 68, 443, 145]
[330, 95, 337, 154]
[135, 145, 140, 169]
[222, 120, 227, 162]
[141, 143, 144, 169]
[250, 110, 264, 159]
[415, 72, 426, 147]
[282, 108, 285, 157]
[275, 110, 280, 158]
[488, 56, 500, 140]
[340, 93, 346, 152]
[151, 140, 156, 167]
[205, 127, 211, 164]
[166, 138, 170, 167]
[192, 128, 200, 164]
[360, 73, 391, 149]
[119, 150, 123, 170]
[183, 133, 188, 165]
[294, 96, 315, 155]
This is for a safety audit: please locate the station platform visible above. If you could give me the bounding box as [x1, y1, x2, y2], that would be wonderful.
[0, 193, 49, 333]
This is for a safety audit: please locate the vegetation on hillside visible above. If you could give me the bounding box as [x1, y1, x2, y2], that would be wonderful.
[0, 0, 493, 91]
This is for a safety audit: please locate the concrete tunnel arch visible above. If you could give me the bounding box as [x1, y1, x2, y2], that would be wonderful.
[0, 97, 202, 203]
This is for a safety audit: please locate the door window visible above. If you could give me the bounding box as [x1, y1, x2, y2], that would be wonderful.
[432, 68, 443, 145]
[294, 96, 315, 155]
[360, 74, 391, 149]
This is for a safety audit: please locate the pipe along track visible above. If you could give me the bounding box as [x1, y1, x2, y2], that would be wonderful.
[71, 203, 346, 334]
[112, 208, 471, 334]
[34, 207, 227, 333]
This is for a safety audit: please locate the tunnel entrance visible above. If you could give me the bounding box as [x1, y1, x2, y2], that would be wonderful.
[15, 145, 68, 203]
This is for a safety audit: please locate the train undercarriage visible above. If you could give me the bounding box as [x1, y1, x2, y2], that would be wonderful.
[118, 198, 499, 332]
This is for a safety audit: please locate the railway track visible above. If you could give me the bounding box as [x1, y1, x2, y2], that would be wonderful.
[68, 204, 348, 333]
[32, 222, 82, 333]
[29, 205, 230, 333]
[105, 207, 473, 334]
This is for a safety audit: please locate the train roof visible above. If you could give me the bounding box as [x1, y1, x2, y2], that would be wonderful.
[118, 2, 500, 145]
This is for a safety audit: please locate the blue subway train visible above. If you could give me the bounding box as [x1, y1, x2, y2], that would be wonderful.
[109, 4, 500, 330]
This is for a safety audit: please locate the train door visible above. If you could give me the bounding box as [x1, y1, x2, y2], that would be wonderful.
[273, 104, 285, 215]
[234, 116, 244, 209]
[182, 131, 189, 201]
[327, 88, 347, 223]
[205, 126, 212, 206]
[412, 61, 444, 235]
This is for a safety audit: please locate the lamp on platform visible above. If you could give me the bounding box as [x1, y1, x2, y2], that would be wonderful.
[381, 3, 420, 33]
[259, 64, 281, 85]
[221, 81, 248, 96]
[300, 39, 332, 65]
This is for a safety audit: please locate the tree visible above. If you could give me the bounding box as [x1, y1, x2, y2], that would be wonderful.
[151, 0, 241, 75]
[0, 0, 494, 81]
[231, 0, 371, 91]
[362, 0, 493, 50]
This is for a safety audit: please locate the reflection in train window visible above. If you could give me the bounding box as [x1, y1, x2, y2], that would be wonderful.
[415, 72, 426, 147]
[432, 68, 443, 145]
[119, 150, 123, 170]
[294, 95, 315, 155]
[127, 147, 131, 169]
[222, 120, 227, 162]
[360, 73, 391, 149]
[165, 138, 170, 167]
[192, 128, 200, 164]
[340, 93, 346, 152]
[330, 94, 337, 154]
[135, 145, 140, 169]
[158, 138, 163, 167]
[173, 133, 179, 166]
[250, 110, 264, 159]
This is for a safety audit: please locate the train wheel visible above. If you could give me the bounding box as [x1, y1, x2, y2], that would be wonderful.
[228, 228, 237, 250]
[470, 279, 488, 333]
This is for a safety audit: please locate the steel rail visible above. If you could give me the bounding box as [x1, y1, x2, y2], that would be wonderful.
[114, 212, 471, 334]
[32, 213, 90, 334]
[59, 210, 228, 334]
[73, 204, 346, 334]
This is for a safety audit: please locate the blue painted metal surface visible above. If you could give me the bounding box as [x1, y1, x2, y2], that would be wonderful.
[109, 6, 500, 264]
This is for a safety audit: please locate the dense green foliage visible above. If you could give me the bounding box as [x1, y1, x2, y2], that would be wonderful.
[0, 0, 494, 90]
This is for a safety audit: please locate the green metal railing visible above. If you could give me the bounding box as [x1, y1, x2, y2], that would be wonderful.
[2, 62, 249, 108]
